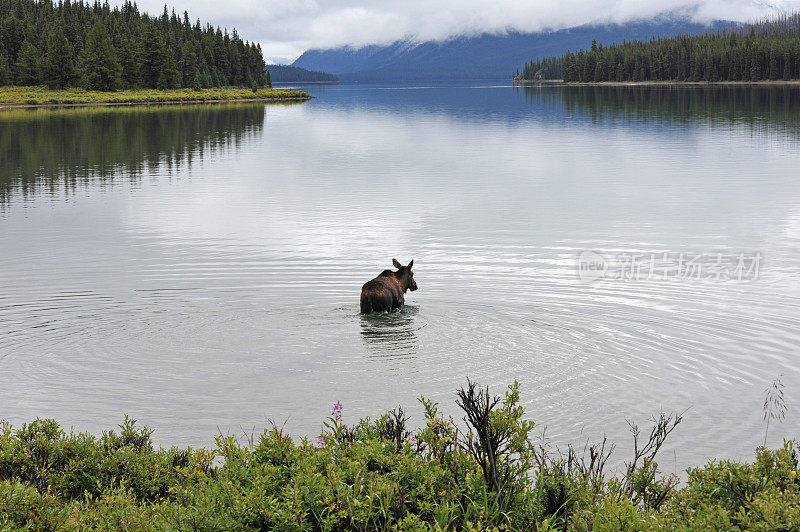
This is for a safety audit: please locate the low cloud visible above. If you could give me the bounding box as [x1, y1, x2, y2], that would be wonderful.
[116, 0, 800, 63]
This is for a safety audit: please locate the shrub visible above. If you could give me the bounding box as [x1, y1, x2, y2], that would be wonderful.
[0, 381, 795, 530]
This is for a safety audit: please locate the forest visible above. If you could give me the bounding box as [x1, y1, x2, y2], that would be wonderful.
[520, 13, 800, 82]
[266, 64, 338, 83]
[0, 0, 268, 91]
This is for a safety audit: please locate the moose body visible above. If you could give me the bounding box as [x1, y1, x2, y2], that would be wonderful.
[360, 259, 417, 314]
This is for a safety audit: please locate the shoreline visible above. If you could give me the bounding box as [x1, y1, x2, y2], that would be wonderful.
[0, 86, 312, 110]
[273, 81, 340, 85]
[515, 79, 800, 87]
[0, 95, 314, 110]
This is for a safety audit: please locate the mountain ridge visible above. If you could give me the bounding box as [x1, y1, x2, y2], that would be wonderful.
[292, 19, 736, 81]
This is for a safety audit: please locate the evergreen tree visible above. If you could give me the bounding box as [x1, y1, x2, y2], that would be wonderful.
[180, 41, 197, 88]
[520, 13, 800, 83]
[43, 23, 74, 89]
[783, 52, 792, 79]
[769, 52, 780, 79]
[0, 0, 268, 90]
[14, 39, 40, 85]
[80, 22, 122, 90]
[141, 25, 166, 88]
[157, 47, 180, 89]
[0, 51, 10, 85]
[750, 56, 761, 80]
[118, 36, 140, 88]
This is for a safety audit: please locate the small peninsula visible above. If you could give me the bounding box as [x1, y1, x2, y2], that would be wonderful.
[0, 86, 310, 109]
[0, 0, 308, 107]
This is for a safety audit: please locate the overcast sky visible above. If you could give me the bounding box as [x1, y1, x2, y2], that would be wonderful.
[121, 0, 800, 63]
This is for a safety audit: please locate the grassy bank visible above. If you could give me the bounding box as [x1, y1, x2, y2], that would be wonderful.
[1, 381, 797, 530]
[0, 86, 311, 108]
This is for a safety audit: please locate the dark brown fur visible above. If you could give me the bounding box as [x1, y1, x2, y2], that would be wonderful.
[360, 259, 417, 314]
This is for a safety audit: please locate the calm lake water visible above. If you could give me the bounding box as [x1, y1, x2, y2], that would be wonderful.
[1, 83, 799, 472]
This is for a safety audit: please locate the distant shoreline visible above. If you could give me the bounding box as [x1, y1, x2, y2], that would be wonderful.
[0, 96, 313, 110]
[272, 81, 340, 85]
[0, 87, 312, 111]
[514, 79, 800, 87]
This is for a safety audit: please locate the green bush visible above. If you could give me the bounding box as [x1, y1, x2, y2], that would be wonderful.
[0, 383, 796, 530]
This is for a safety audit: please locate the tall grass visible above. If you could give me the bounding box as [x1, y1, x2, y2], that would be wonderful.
[0, 86, 310, 106]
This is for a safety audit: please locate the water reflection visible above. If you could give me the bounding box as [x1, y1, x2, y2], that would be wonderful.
[521, 84, 800, 135]
[3, 86, 799, 206]
[0, 103, 272, 205]
[359, 306, 420, 358]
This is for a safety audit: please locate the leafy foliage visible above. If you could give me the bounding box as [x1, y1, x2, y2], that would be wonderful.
[456, 379, 535, 512]
[0, 382, 796, 530]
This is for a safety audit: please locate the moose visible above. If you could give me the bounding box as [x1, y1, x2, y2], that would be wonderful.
[360, 259, 418, 314]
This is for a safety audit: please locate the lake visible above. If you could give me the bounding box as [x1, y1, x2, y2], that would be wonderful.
[1, 83, 799, 473]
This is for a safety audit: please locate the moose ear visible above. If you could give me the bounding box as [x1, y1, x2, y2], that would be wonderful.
[392, 258, 402, 269]
[407, 260, 414, 269]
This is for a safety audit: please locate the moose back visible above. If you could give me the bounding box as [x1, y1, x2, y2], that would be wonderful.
[360, 259, 417, 314]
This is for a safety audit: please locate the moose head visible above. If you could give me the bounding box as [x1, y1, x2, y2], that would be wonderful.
[392, 258, 417, 293]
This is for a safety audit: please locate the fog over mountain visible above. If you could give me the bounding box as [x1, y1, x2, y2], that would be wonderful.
[111, 0, 800, 63]
[292, 19, 735, 81]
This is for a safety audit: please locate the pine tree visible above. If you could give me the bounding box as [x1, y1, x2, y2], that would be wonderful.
[0, 0, 267, 90]
[0, 52, 11, 85]
[141, 25, 166, 88]
[769, 51, 780, 79]
[518, 14, 800, 83]
[118, 36, 140, 88]
[750, 55, 761, 80]
[14, 39, 40, 85]
[783, 52, 792, 79]
[265, 69, 271, 88]
[80, 22, 122, 90]
[157, 47, 180, 89]
[181, 41, 197, 87]
[43, 23, 75, 89]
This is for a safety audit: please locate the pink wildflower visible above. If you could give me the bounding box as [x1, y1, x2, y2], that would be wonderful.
[331, 401, 343, 421]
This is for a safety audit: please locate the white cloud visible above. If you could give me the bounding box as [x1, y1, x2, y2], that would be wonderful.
[116, 0, 800, 63]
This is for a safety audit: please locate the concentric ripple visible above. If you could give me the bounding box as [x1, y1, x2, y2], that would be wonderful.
[1, 84, 799, 474]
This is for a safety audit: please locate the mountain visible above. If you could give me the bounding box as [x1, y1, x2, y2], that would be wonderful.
[266, 65, 338, 83]
[292, 19, 735, 81]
